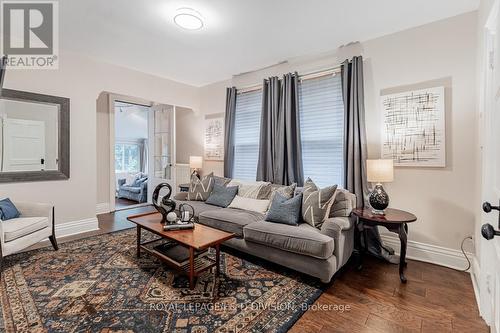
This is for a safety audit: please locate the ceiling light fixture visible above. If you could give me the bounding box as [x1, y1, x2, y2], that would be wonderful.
[174, 7, 204, 30]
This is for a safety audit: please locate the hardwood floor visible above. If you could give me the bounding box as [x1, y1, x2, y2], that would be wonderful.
[38, 206, 488, 332]
[291, 256, 488, 333]
[115, 197, 143, 210]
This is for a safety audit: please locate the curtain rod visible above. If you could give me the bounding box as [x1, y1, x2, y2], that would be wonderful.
[236, 64, 342, 94]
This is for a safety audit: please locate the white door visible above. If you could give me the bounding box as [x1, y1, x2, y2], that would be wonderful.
[3, 118, 46, 171]
[147, 104, 176, 201]
[478, 1, 500, 331]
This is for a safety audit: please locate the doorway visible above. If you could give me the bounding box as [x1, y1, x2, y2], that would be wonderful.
[114, 101, 151, 210]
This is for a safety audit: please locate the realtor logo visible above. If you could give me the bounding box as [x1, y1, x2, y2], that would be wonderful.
[1, 0, 59, 69]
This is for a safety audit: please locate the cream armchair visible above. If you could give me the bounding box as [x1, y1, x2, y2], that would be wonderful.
[0, 201, 58, 271]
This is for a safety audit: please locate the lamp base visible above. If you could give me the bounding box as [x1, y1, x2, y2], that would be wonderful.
[369, 183, 389, 214]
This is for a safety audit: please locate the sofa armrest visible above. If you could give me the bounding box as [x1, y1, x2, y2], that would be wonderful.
[118, 178, 126, 187]
[14, 201, 53, 219]
[174, 192, 188, 201]
[320, 215, 355, 269]
[140, 181, 148, 192]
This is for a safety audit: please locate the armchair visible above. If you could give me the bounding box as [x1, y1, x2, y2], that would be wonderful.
[0, 201, 58, 272]
[117, 174, 148, 203]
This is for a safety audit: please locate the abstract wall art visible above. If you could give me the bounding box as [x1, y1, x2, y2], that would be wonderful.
[381, 86, 445, 167]
[204, 113, 224, 161]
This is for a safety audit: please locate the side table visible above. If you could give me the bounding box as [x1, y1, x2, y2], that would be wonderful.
[352, 208, 417, 283]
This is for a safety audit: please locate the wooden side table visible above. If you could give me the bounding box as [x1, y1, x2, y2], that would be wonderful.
[352, 208, 417, 283]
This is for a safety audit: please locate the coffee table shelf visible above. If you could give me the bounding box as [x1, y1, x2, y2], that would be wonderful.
[127, 212, 235, 289]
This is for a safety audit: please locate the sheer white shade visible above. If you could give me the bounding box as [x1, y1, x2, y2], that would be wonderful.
[367, 159, 394, 183]
[189, 156, 203, 169]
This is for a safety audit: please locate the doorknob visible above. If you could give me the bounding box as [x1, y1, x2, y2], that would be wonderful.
[482, 201, 500, 213]
[482, 223, 500, 240]
[482, 201, 500, 240]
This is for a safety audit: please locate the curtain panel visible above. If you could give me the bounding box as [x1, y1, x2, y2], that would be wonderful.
[223, 87, 237, 178]
[257, 73, 303, 186]
[341, 56, 368, 208]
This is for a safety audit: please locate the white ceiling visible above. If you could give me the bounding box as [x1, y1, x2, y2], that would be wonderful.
[61, 0, 479, 87]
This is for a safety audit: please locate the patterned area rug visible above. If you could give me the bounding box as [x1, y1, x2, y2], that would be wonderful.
[0, 229, 323, 332]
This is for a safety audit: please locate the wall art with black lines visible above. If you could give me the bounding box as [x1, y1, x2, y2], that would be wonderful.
[381, 86, 445, 167]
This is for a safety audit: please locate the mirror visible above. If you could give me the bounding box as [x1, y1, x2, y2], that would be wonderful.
[0, 89, 70, 183]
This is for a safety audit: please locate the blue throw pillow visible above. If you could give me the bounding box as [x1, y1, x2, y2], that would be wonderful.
[206, 184, 238, 208]
[132, 177, 148, 187]
[265, 193, 303, 226]
[0, 198, 20, 220]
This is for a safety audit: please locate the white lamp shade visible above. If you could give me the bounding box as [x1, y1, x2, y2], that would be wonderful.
[189, 156, 203, 169]
[367, 159, 394, 183]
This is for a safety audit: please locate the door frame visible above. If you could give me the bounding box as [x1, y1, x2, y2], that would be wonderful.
[477, 0, 500, 330]
[107, 93, 153, 212]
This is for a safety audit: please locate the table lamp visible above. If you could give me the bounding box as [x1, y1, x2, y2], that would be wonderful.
[367, 159, 394, 215]
[189, 156, 202, 178]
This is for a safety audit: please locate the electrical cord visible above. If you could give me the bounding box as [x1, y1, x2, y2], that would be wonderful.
[459, 236, 473, 272]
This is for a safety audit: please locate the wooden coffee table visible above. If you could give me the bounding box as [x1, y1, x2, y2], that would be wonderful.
[127, 212, 235, 289]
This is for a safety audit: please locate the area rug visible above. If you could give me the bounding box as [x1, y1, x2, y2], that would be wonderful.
[0, 228, 323, 332]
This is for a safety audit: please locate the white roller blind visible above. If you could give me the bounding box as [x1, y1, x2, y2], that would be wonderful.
[299, 74, 345, 188]
[233, 89, 263, 180]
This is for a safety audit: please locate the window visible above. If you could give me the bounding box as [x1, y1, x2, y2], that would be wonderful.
[299, 74, 344, 188]
[115, 142, 140, 173]
[233, 89, 263, 180]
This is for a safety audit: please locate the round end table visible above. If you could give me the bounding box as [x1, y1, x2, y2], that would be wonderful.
[352, 208, 417, 283]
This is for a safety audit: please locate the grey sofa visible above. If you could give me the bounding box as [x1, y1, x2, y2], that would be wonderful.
[174, 189, 356, 283]
[117, 175, 148, 203]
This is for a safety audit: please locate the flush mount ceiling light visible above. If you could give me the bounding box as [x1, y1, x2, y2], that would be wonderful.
[174, 8, 204, 30]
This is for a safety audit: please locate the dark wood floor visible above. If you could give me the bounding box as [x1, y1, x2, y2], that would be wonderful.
[115, 197, 143, 210]
[43, 206, 488, 333]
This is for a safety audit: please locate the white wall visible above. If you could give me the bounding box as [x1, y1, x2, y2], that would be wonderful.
[196, 12, 478, 252]
[1, 50, 199, 226]
[114, 103, 149, 140]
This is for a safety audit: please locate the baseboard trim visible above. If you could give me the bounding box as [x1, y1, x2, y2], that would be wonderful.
[55, 217, 100, 238]
[380, 234, 473, 271]
[96, 202, 111, 215]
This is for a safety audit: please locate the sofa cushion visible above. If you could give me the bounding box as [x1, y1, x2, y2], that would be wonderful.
[228, 196, 270, 214]
[243, 221, 334, 259]
[265, 193, 302, 226]
[122, 186, 141, 193]
[199, 208, 265, 237]
[0, 198, 21, 220]
[173, 200, 222, 217]
[188, 173, 214, 201]
[206, 184, 238, 208]
[3, 216, 49, 242]
[302, 178, 338, 228]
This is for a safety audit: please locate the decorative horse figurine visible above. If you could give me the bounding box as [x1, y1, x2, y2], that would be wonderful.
[152, 183, 176, 224]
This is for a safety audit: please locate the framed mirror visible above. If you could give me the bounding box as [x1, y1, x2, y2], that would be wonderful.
[0, 89, 70, 183]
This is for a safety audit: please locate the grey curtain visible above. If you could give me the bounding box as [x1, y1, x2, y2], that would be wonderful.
[341, 56, 397, 264]
[341, 56, 368, 208]
[224, 87, 237, 178]
[257, 77, 280, 183]
[257, 73, 303, 186]
[139, 139, 148, 173]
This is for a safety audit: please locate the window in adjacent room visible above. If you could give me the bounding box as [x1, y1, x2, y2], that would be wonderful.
[115, 142, 141, 173]
[299, 73, 345, 188]
[232, 89, 263, 180]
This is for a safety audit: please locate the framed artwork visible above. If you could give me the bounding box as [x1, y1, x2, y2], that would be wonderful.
[204, 113, 224, 161]
[381, 86, 445, 167]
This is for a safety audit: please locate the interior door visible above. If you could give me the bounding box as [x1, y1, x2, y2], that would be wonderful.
[3, 118, 46, 171]
[148, 104, 176, 201]
[479, 2, 500, 331]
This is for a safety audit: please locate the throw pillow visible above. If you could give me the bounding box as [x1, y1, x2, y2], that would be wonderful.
[213, 175, 231, 187]
[125, 172, 141, 186]
[187, 172, 214, 201]
[265, 193, 303, 226]
[228, 180, 270, 199]
[228, 196, 270, 214]
[257, 183, 296, 200]
[0, 198, 21, 220]
[206, 184, 238, 208]
[302, 178, 338, 228]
